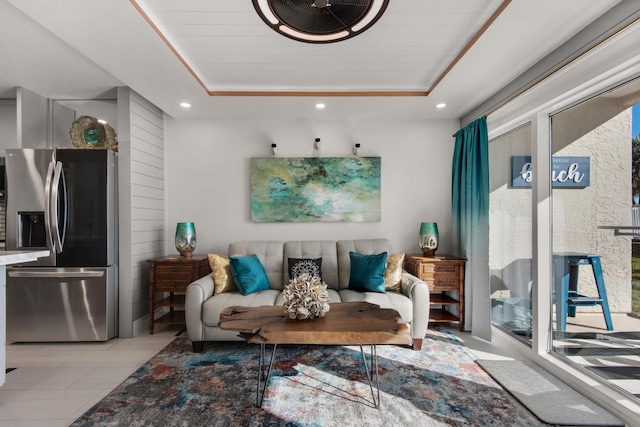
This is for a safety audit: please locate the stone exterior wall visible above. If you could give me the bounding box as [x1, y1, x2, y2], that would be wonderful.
[552, 107, 632, 313]
[489, 124, 532, 302]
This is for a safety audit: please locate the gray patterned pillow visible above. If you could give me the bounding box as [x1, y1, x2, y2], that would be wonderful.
[288, 258, 322, 280]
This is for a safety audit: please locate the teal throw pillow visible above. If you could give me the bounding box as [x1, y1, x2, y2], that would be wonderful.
[229, 254, 270, 295]
[348, 251, 387, 293]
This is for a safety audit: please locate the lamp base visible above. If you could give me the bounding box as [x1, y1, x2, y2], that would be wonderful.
[177, 249, 194, 258]
[421, 247, 437, 257]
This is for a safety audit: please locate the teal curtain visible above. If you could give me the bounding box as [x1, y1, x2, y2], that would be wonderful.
[452, 116, 491, 341]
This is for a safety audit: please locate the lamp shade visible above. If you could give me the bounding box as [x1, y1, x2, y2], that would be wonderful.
[419, 222, 439, 257]
[175, 222, 197, 257]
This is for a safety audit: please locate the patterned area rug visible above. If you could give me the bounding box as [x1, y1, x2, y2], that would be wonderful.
[71, 328, 544, 426]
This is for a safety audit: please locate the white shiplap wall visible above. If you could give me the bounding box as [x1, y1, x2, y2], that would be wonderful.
[117, 87, 165, 337]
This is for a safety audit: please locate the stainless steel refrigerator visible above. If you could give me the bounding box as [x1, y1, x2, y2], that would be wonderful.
[5, 148, 118, 342]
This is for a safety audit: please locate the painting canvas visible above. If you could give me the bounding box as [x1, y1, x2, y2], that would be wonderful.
[251, 157, 381, 222]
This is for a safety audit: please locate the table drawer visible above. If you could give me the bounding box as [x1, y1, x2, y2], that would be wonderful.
[420, 263, 458, 275]
[155, 265, 193, 277]
[425, 278, 459, 290]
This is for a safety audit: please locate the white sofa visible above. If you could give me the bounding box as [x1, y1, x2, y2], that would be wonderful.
[185, 239, 430, 352]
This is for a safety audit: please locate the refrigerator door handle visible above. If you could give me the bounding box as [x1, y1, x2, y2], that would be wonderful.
[50, 161, 65, 253]
[44, 160, 56, 251]
[8, 270, 105, 278]
[59, 164, 68, 249]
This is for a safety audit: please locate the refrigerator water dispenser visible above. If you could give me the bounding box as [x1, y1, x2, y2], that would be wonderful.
[18, 211, 46, 248]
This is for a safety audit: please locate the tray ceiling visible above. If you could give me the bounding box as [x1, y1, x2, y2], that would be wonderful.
[0, 0, 624, 119]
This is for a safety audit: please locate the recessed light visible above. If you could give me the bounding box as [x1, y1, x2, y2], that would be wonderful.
[315, 103, 326, 109]
[436, 103, 446, 109]
[180, 102, 191, 108]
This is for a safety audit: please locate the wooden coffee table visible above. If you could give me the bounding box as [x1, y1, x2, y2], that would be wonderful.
[219, 301, 411, 407]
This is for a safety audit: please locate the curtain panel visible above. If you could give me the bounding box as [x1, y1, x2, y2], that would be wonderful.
[452, 116, 491, 341]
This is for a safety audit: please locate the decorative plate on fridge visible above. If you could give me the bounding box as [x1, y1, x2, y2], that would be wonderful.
[69, 115, 118, 151]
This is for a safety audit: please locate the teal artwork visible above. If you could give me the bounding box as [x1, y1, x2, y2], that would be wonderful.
[251, 157, 381, 222]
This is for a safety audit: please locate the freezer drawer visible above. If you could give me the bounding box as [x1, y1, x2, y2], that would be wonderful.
[6, 266, 117, 342]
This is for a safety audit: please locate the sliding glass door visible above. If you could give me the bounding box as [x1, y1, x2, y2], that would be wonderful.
[489, 124, 533, 343]
[550, 78, 640, 401]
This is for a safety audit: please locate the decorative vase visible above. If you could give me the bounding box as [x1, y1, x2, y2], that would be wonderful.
[175, 222, 197, 257]
[419, 222, 439, 257]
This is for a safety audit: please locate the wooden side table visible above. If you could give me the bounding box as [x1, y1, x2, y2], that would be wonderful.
[404, 255, 466, 331]
[148, 254, 211, 334]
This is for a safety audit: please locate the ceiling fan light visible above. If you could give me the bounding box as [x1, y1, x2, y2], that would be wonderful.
[351, 0, 386, 32]
[280, 26, 349, 42]
[256, 0, 279, 25]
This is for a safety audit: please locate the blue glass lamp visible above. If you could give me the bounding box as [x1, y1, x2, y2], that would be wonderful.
[175, 222, 197, 257]
[419, 222, 439, 257]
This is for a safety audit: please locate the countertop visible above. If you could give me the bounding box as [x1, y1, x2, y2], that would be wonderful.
[1, 249, 50, 386]
[0, 250, 50, 266]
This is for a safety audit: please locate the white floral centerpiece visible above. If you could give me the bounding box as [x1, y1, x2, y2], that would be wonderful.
[282, 273, 331, 320]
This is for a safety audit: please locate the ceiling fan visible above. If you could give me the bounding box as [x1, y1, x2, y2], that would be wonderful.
[253, 0, 390, 43]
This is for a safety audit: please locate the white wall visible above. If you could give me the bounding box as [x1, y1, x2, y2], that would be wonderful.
[0, 100, 17, 157]
[16, 87, 48, 148]
[166, 117, 459, 256]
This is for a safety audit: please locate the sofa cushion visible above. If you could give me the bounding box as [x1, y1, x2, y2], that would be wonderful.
[202, 290, 281, 327]
[337, 239, 392, 290]
[208, 253, 237, 294]
[348, 251, 387, 293]
[384, 253, 405, 292]
[288, 257, 322, 279]
[229, 241, 284, 290]
[339, 289, 413, 323]
[229, 254, 270, 295]
[283, 241, 339, 289]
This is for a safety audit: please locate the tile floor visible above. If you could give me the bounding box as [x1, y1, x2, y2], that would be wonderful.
[1, 325, 181, 427]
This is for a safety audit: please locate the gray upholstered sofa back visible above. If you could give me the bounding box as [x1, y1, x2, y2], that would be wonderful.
[228, 239, 392, 291]
[228, 241, 285, 290]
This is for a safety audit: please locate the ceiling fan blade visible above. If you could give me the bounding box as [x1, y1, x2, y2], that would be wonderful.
[326, 8, 347, 28]
[270, 0, 370, 34]
[327, 0, 372, 6]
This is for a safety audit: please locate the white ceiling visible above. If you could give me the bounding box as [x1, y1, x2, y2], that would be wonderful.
[0, 0, 622, 121]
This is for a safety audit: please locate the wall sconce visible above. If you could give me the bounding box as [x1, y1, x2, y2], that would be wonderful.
[352, 142, 361, 156]
[271, 142, 278, 156]
[313, 137, 321, 156]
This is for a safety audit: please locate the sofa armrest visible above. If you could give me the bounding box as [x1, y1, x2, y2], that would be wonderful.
[401, 271, 430, 341]
[185, 274, 215, 342]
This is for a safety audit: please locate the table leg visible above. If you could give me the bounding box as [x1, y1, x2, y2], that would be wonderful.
[590, 258, 614, 331]
[257, 343, 277, 408]
[553, 256, 569, 331]
[359, 344, 380, 408]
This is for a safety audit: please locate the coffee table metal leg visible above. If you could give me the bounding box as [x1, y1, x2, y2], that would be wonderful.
[359, 344, 380, 408]
[257, 343, 278, 407]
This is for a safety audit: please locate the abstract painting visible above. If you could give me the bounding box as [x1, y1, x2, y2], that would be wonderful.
[251, 157, 381, 222]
